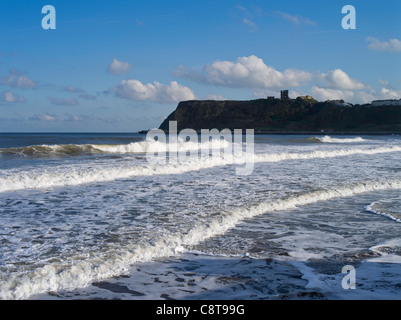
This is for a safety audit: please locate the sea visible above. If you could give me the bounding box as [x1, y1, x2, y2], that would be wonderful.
[1, 132, 401, 300]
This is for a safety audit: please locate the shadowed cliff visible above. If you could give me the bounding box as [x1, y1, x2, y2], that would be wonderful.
[158, 98, 401, 133]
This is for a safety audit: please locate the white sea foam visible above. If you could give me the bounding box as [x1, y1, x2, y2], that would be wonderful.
[253, 145, 401, 162]
[315, 136, 366, 143]
[0, 135, 370, 158]
[92, 139, 232, 154]
[2, 177, 401, 300]
[1, 145, 401, 193]
[365, 198, 401, 223]
[0, 144, 99, 157]
[369, 238, 401, 263]
[181, 179, 401, 249]
[0, 139, 233, 157]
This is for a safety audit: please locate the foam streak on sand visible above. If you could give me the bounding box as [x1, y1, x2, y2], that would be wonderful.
[2, 177, 401, 300]
[1, 145, 401, 193]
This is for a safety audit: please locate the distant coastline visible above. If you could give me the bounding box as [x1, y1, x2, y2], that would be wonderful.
[145, 95, 401, 135]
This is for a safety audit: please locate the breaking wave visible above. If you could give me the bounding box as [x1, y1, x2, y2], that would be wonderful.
[0, 144, 101, 157]
[0, 139, 232, 158]
[2, 177, 401, 300]
[1, 145, 401, 193]
[309, 136, 367, 143]
[365, 198, 401, 223]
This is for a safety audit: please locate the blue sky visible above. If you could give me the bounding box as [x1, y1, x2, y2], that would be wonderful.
[0, 0, 400, 132]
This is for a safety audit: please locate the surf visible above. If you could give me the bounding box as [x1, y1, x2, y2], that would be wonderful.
[2, 177, 401, 300]
[0, 144, 100, 157]
[365, 198, 401, 223]
[1, 145, 401, 193]
[0, 139, 232, 158]
[308, 136, 367, 143]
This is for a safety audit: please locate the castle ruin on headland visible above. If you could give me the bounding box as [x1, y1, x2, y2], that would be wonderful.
[280, 90, 289, 100]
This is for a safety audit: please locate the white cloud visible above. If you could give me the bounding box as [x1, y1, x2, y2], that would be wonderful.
[311, 86, 353, 101]
[377, 79, 401, 99]
[29, 113, 123, 123]
[174, 56, 394, 105]
[205, 94, 227, 100]
[311, 77, 401, 104]
[380, 87, 401, 99]
[173, 65, 208, 83]
[48, 97, 79, 106]
[63, 85, 96, 100]
[30, 114, 57, 121]
[234, 5, 258, 31]
[275, 11, 317, 27]
[107, 58, 133, 75]
[29, 114, 83, 122]
[319, 69, 367, 90]
[176, 55, 313, 89]
[111, 79, 196, 103]
[310, 86, 376, 104]
[367, 37, 401, 53]
[235, 5, 251, 15]
[311, 79, 401, 104]
[378, 79, 395, 90]
[64, 85, 84, 93]
[1, 70, 38, 89]
[79, 93, 96, 100]
[1, 91, 25, 103]
[310, 69, 377, 103]
[242, 18, 257, 31]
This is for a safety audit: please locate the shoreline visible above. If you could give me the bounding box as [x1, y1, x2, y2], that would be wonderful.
[30, 251, 401, 300]
[139, 130, 400, 136]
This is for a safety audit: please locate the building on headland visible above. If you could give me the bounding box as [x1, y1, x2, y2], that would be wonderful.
[371, 99, 401, 107]
[280, 90, 289, 100]
[327, 99, 353, 107]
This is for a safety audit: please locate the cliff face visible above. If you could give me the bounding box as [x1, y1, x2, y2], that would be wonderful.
[159, 98, 401, 133]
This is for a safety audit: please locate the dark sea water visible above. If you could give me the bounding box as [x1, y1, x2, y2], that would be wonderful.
[1, 133, 401, 300]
